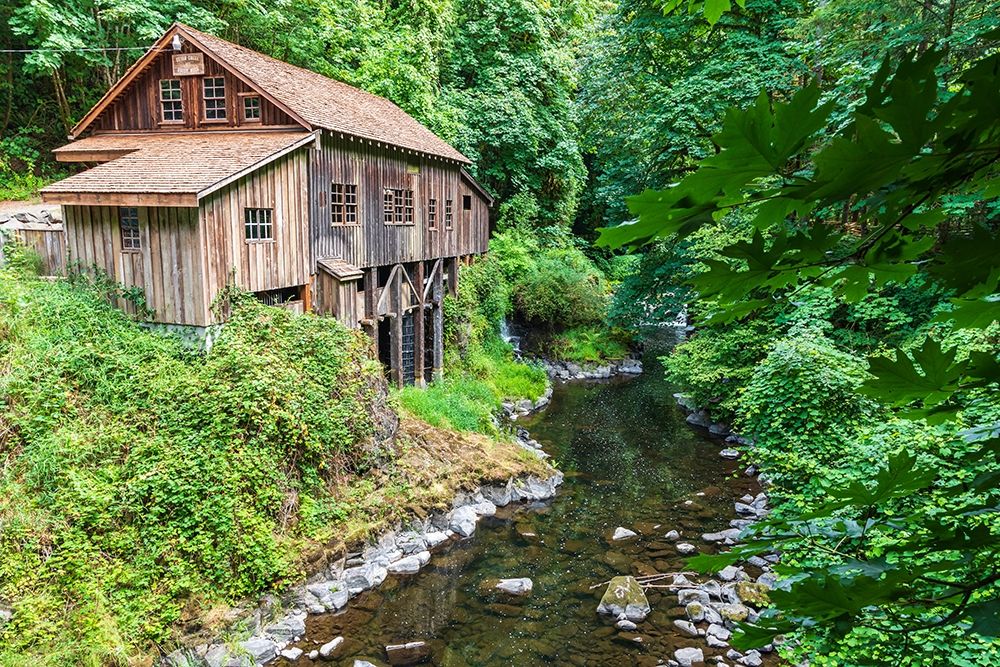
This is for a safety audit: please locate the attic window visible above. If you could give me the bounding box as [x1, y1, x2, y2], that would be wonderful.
[331, 183, 358, 225]
[244, 208, 273, 242]
[203, 77, 226, 120]
[159, 79, 183, 122]
[242, 95, 261, 122]
[383, 188, 414, 226]
[119, 207, 141, 251]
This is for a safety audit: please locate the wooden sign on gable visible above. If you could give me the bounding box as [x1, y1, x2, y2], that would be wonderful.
[172, 53, 205, 76]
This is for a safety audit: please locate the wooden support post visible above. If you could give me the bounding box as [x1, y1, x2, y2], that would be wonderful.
[363, 267, 378, 341]
[302, 279, 313, 314]
[447, 256, 459, 298]
[390, 264, 403, 388]
[432, 261, 444, 383]
[413, 261, 426, 388]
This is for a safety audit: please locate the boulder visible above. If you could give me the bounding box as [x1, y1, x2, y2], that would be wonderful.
[597, 576, 650, 622]
[385, 641, 430, 666]
[707, 623, 732, 641]
[241, 638, 278, 664]
[685, 601, 705, 622]
[735, 582, 770, 606]
[718, 603, 750, 622]
[481, 483, 514, 507]
[718, 566, 741, 582]
[612, 527, 638, 541]
[388, 555, 423, 575]
[280, 647, 304, 661]
[395, 532, 427, 554]
[264, 612, 306, 642]
[319, 637, 344, 660]
[677, 589, 710, 606]
[448, 506, 479, 538]
[424, 530, 450, 548]
[686, 411, 712, 428]
[674, 646, 705, 666]
[709, 423, 731, 436]
[495, 578, 533, 596]
[673, 619, 699, 637]
[307, 582, 349, 611]
[676, 542, 697, 555]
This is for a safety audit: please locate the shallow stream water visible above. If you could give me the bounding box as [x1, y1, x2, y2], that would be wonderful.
[284, 336, 761, 666]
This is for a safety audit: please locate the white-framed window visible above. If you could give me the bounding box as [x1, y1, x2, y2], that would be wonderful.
[428, 198, 437, 230]
[242, 95, 261, 122]
[244, 208, 273, 241]
[383, 188, 415, 225]
[445, 199, 453, 230]
[203, 77, 226, 120]
[119, 207, 141, 251]
[331, 183, 359, 225]
[159, 79, 183, 122]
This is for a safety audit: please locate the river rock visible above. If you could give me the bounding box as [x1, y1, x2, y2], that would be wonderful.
[385, 641, 430, 665]
[739, 650, 763, 667]
[612, 527, 638, 541]
[676, 542, 697, 555]
[707, 635, 730, 648]
[449, 506, 479, 537]
[673, 619, 699, 637]
[674, 646, 705, 666]
[424, 530, 450, 548]
[686, 411, 712, 428]
[242, 637, 278, 664]
[757, 572, 778, 588]
[677, 589, 710, 606]
[664, 529, 680, 541]
[395, 531, 427, 554]
[735, 582, 770, 605]
[481, 483, 515, 507]
[718, 565, 741, 582]
[685, 601, 705, 622]
[319, 637, 344, 660]
[388, 555, 423, 575]
[496, 577, 533, 596]
[702, 528, 740, 543]
[354, 662, 381, 667]
[344, 563, 389, 594]
[264, 612, 306, 642]
[708, 623, 732, 640]
[616, 618, 637, 631]
[281, 647, 304, 661]
[719, 448, 739, 460]
[307, 582, 349, 611]
[597, 576, 650, 622]
[718, 603, 750, 622]
[709, 423, 731, 436]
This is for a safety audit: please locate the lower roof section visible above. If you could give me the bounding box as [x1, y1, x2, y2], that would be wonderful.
[41, 130, 315, 207]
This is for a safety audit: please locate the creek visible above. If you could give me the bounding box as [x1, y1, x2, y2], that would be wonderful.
[284, 334, 761, 666]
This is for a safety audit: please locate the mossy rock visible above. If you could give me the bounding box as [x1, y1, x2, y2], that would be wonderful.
[597, 575, 651, 622]
[735, 581, 770, 606]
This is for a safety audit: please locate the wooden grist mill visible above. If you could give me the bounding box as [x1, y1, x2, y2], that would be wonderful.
[40, 22, 493, 387]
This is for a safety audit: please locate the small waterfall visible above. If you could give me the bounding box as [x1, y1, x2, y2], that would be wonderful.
[500, 318, 522, 355]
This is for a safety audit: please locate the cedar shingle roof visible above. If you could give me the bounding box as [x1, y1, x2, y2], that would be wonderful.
[178, 24, 469, 164]
[42, 131, 313, 196]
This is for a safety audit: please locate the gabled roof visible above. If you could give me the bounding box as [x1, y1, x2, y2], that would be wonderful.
[70, 23, 470, 164]
[41, 131, 315, 206]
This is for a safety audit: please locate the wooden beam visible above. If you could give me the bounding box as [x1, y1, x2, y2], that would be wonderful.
[40, 191, 198, 207]
[447, 256, 459, 298]
[54, 149, 136, 163]
[390, 264, 404, 388]
[363, 267, 378, 342]
[414, 261, 426, 388]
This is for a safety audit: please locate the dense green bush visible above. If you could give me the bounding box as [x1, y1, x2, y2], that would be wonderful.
[514, 246, 610, 329]
[736, 327, 880, 481]
[0, 270, 391, 664]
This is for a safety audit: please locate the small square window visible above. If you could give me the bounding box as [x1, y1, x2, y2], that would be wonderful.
[203, 77, 226, 120]
[160, 79, 183, 122]
[119, 207, 141, 251]
[383, 188, 415, 225]
[244, 208, 273, 241]
[332, 183, 358, 225]
[463, 195, 472, 210]
[242, 96, 261, 121]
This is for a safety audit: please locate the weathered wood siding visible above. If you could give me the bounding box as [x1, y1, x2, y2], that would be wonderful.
[0, 222, 66, 276]
[309, 132, 490, 269]
[198, 147, 311, 309]
[93, 43, 296, 133]
[314, 270, 362, 328]
[63, 205, 206, 324]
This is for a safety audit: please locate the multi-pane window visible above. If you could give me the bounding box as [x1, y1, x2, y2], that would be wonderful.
[119, 207, 141, 251]
[244, 208, 273, 241]
[203, 77, 226, 120]
[445, 199, 454, 229]
[428, 198, 437, 230]
[383, 188, 415, 225]
[159, 79, 182, 122]
[242, 95, 261, 122]
[331, 183, 359, 225]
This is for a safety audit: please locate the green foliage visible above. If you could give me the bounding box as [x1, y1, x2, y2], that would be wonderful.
[514, 245, 610, 329]
[544, 325, 632, 363]
[737, 327, 880, 481]
[0, 271, 389, 663]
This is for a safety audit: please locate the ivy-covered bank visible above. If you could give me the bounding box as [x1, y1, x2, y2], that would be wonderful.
[0, 266, 552, 666]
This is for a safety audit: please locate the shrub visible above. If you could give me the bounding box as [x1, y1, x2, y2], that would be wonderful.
[514, 246, 609, 328]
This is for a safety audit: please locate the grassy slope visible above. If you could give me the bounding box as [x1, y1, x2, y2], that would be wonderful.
[0, 270, 549, 665]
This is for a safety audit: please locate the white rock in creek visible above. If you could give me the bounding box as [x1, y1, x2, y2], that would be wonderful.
[597, 576, 651, 622]
[471, 499, 498, 517]
[685, 601, 705, 622]
[264, 612, 307, 642]
[388, 555, 423, 574]
[677, 589, 710, 606]
[674, 646, 705, 667]
[718, 565, 741, 581]
[424, 530, 450, 548]
[673, 619, 699, 637]
[676, 542, 698, 555]
[664, 530, 680, 542]
[448, 505, 479, 538]
[385, 640, 431, 665]
[612, 527, 638, 541]
[415, 550, 431, 566]
[616, 618, 637, 631]
[308, 650, 319, 660]
[495, 577, 533, 596]
[719, 448, 740, 459]
[739, 650, 763, 667]
[319, 636, 344, 660]
[707, 635, 730, 648]
[353, 662, 380, 667]
[702, 528, 741, 543]
[280, 647, 304, 661]
[708, 623, 732, 641]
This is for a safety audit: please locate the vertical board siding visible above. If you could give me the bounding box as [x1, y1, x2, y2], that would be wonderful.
[94, 43, 296, 133]
[309, 132, 490, 270]
[63, 204, 202, 323]
[198, 147, 311, 322]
